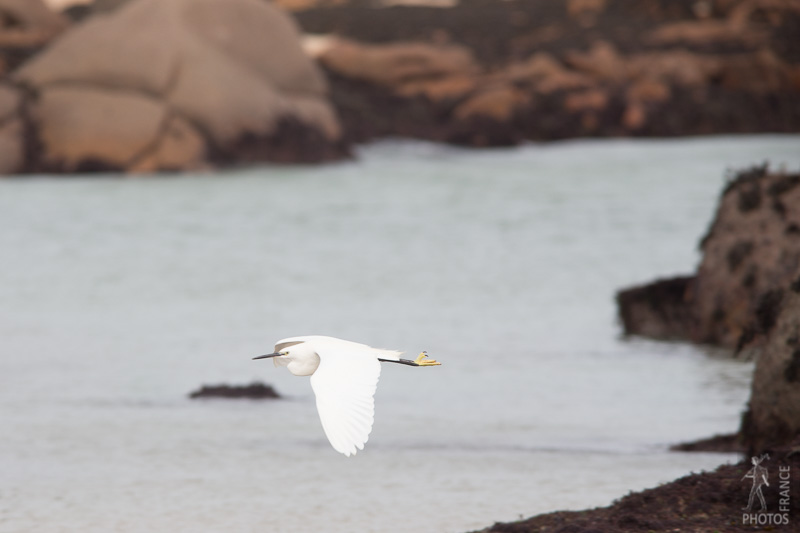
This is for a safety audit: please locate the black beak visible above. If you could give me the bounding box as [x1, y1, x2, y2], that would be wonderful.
[253, 352, 281, 360]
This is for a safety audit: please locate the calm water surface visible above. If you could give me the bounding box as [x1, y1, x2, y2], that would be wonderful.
[1, 135, 799, 532]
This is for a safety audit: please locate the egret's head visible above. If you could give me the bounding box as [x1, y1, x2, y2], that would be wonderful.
[253, 338, 320, 376]
[253, 339, 306, 367]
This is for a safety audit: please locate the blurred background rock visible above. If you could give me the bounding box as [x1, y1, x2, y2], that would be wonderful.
[1, 0, 798, 172]
[1, 0, 345, 174]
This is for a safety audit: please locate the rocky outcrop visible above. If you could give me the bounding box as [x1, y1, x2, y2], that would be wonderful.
[618, 167, 800, 453]
[741, 278, 800, 452]
[321, 37, 799, 146]
[662, 277, 800, 453]
[7, 0, 800, 169]
[618, 167, 800, 350]
[692, 167, 800, 349]
[2, 0, 345, 174]
[294, 0, 800, 147]
[311, 36, 532, 145]
[616, 276, 696, 341]
[188, 382, 280, 399]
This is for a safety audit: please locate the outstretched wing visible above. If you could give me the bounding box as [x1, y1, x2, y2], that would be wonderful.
[309, 343, 381, 456]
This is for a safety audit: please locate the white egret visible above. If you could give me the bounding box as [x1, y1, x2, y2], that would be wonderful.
[253, 335, 440, 456]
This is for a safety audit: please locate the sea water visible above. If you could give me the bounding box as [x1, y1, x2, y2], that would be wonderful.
[1, 135, 799, 532]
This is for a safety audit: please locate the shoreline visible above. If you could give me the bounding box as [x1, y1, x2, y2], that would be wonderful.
[471, 437, 798, 533]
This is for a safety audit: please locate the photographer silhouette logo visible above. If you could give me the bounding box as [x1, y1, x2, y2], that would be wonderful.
[743, 454, 770, 512]
[741, 453, 792, 526]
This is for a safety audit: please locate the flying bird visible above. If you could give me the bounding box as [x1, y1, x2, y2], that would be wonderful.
[253, 335, 440, 456]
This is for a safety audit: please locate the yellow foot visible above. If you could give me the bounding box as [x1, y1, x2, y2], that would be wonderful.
[414, 351, 441, 366]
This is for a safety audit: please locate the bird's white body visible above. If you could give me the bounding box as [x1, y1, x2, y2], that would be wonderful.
[260, 336, 415, 457]
[272, 336, 401, 376]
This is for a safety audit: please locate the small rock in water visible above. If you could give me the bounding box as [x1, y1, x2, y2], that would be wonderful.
[188, 382, 280, 400]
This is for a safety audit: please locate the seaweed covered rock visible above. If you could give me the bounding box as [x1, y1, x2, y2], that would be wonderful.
[618, 165, 800, 455]
[692, 166, 800, 349]
[618, 166, 800, 350]
[189, 382, 280, 400]
[616, 276, 695, 341]
[741, 277, 800, 452]
[9, 0, 345, 173]
[472, 436, 800, 533]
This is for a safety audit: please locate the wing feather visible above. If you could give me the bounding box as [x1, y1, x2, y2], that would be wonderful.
[309, 343, 381, 456]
